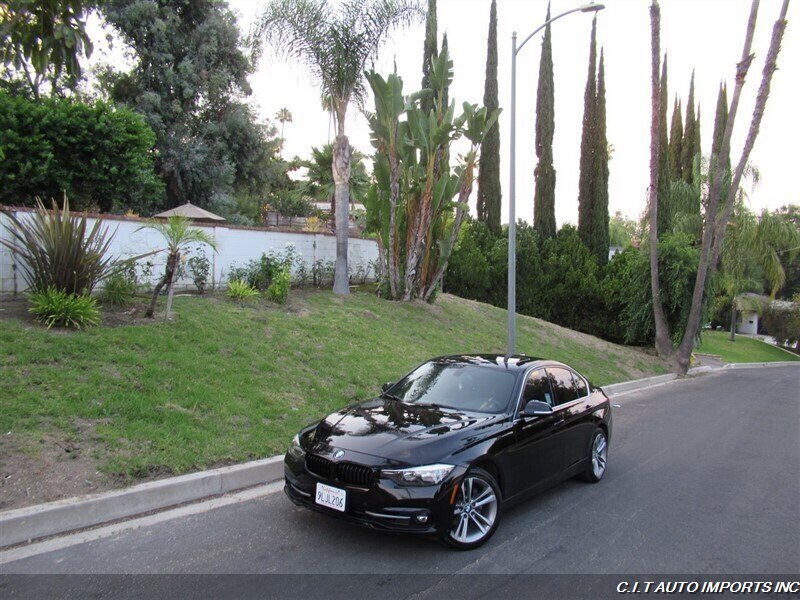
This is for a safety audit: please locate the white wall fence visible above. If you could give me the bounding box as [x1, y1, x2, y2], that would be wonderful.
[0, 209, 380, 295]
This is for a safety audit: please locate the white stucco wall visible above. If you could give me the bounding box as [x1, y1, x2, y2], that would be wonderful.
[0, 210, 379, 295]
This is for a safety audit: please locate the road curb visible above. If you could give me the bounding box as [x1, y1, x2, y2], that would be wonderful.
[0, 456, 284, 548]
[723, 360, 799, 369]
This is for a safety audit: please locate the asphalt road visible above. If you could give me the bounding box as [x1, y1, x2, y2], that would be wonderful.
[2, 366, 798, 597]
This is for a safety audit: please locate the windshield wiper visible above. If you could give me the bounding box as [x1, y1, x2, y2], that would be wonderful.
[380, 391, 403, 402]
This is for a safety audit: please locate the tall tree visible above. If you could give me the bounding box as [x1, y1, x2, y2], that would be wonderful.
[420, 0, 437, 115]
[656, 53, 672, 236]
[589, 48, 610, 264]
[533, 3, 556, 240]
[103, 0, 287, 221]
[276, 107, 292, 144]
[255, 0, 421, 295]
[711, 83, 729, 167]
[476, 0, 501, 235]
[680, 71, 697, 185]
[668, 97, 683, 182]
[577, 17, 598, 249]
[648, 0, 790, 373]
[0, 0, 96, 98]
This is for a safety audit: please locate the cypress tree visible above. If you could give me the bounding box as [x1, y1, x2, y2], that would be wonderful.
[694, 105, 702, 180]
[680, 71, 696, 185]
[440, 33, 450, 108]
[421, 0, 438, 113]
[533, 2, 556, 239]
[589, 48, 609, 264]
[477, 0, 501, 235]
[656, 53, 672, 236]
[711, 82, 729, 173]
[668, 97, 683, 182]
[577, 17, 597, 248]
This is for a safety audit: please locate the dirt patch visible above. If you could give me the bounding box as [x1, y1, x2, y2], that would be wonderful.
[0, 427, 115, 512]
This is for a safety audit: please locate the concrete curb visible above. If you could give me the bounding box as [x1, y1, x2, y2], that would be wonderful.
[602, 365, 717, 398]
[2, 361, 796, 548]
[723, 360, 800, 369]
[0, 456, 283, 548]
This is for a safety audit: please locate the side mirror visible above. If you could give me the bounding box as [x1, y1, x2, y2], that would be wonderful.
[381, 381, 394, 392]
[523, 400, 553, 417]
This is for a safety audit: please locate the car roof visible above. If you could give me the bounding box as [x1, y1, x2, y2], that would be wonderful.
[430, 354, 571, 373]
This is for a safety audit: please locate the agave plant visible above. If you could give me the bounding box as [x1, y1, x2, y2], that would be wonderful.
[0, 197, 135, 295]
[137, 216, 217, 319]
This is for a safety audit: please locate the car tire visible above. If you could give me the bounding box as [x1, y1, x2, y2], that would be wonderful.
[443, 467, 502, 550]
[581, 428, 608, 483]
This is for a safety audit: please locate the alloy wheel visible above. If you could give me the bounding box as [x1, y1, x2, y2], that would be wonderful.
[592, 432, 608, 479]
[449, 476, 498, 545]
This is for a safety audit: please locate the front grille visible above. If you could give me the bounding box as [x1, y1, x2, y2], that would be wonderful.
[337, 462, 373, 486]
[306, 454, 335, 479]
[305, 454, 374, 486]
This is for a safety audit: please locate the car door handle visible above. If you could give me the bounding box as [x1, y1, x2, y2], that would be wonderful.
[553, 418, 566, 429]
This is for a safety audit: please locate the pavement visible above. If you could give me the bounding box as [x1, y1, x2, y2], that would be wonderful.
[1, 366, 798, 596]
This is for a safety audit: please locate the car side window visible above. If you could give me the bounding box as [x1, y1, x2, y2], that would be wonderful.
[522, 370, 554, 409]
[571, 371, 588, 398]
[547, 368, 579, 406]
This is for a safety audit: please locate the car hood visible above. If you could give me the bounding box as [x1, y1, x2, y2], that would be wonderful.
[309, 397, 503, 465]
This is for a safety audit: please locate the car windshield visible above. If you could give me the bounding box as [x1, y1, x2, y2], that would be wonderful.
[387, 361, 517, 414]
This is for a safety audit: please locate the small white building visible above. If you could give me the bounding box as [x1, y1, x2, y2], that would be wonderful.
[734, 293, 766, 335]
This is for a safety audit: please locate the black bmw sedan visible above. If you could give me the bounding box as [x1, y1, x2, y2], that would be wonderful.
[284, 354, 612, 549]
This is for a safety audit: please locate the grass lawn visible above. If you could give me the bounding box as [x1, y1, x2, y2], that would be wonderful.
[0, 289, 668, 506]
[698, 330, 800, 364]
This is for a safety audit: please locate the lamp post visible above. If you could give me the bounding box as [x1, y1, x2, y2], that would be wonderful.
[507, 2, 605, 357]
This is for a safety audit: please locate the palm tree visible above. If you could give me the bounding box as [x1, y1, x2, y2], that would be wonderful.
[254, 0, 421, 295]
[275, 107, 292, 148]
[139, 217, 217, 319]
[298, 143, 370, 218]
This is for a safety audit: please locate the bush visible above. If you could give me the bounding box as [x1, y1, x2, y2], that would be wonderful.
[0, 91, 164, 213]
[227, 279, 259, 302]
[265, 267, 291, 304]
[761, 301, 800, 348]
[0, 197, 139, 295]
[101, 265, 138, 306]
[28, 288, 100, 329]
[186, 250, 211, 293]
[228, 252, 286, 291]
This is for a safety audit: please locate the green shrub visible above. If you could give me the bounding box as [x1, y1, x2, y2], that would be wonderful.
[227, 279, 260, 302]
[101, 267, 138, 306]
[0, 197, 141, 295]
[266, 267, 291, 304]
[228, 252, 285, 291]
[761, 301, 800, 348]
[186, 249, 211, 293]
[0, 90, 164, 213]
[28, 288, 100, 329]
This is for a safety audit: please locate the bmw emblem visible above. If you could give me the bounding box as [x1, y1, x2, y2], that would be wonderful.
[333, 449, 345, 459]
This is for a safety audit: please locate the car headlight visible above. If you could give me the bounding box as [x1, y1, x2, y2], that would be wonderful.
[381, 464, 455, 486]
[287, 433, 305, 460]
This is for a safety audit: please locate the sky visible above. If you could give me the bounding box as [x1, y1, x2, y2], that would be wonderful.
[93, 0, 800, 226]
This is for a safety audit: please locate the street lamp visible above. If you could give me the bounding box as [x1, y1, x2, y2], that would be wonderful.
[507, 2, 605, 357]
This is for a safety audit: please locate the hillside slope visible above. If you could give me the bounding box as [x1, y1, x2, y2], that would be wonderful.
[0, 289, 668, 509]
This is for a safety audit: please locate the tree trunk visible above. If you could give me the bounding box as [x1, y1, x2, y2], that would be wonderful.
[730, 303, 737, 342]
[422, 157, 477, 302]
[387, 135, 401, 300]
[674, 0, 787, 372]
[146, 251, 178, 318]
[332, 103, 352, 295]
[647, 1, 674, 360]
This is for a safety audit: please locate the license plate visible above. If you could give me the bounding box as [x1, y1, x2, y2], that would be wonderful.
[315, 482, 346, 512]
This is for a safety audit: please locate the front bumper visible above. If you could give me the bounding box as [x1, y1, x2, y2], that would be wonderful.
[283, 451, 465, 537]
